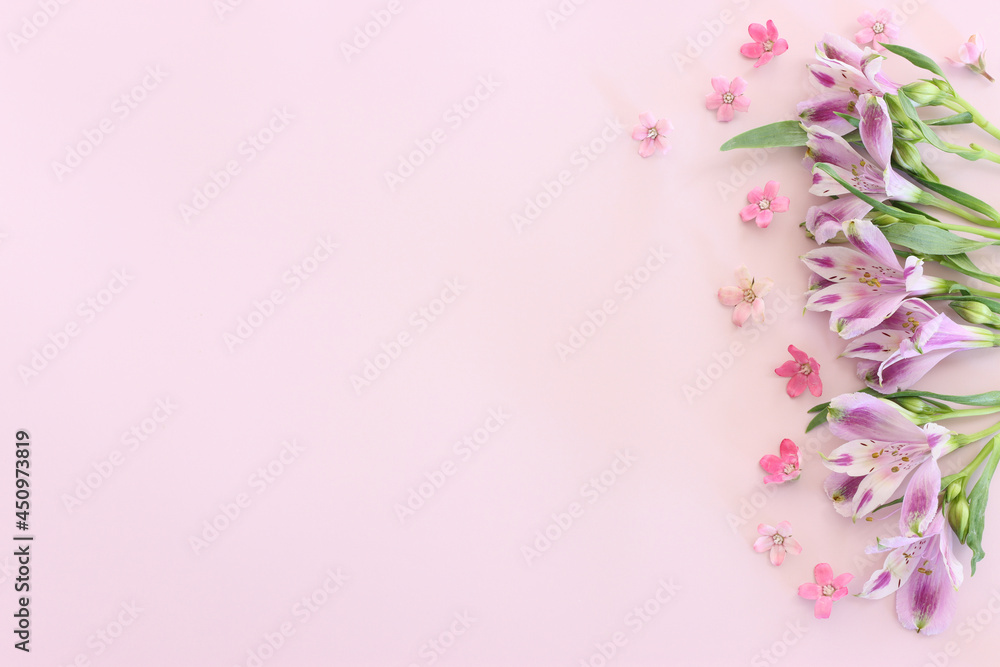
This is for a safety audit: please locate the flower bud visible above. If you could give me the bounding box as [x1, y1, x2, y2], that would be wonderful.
[901, 80, 952, 106]
[950, 300, 1000, 328]
[892, 141, 934, 179]
[945, 480, 963, 503]
[894, 396, 949, 418]
[948, 494, 971, 543]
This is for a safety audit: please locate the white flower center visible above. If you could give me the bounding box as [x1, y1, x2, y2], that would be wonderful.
[757, 198, 771, 210]
[763, 39, 774, 52]
[822, 584, 836, 597]
[799, 363, 811, 375]
[783, 463, 796, 475]
[722, 92, 735, 104]
[743, 288, 756, 303]
[872, 21, 885, 34]
[647, 127, 658, 139]
[772, 534, 784, 545]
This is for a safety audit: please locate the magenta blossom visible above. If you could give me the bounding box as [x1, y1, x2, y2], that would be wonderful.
[799, 33, 898, 136]
[859, 460, 963, 635]
[843, 298, 1000, 392]
[632, 112, 673, 158]
[946, 34, 994, 82]
[798, 563, 853, 619]
[706, 76, 749, 122]
[855, 9, 900, 51]
[760, 439, 801, 484]
[718, 265, 773, 327]
[775, 345, 822, 398]
[753, 522, 802, 566]
[822, 392, 957, 520]
[740, 181, 789, 228]
[740, 20, 788, 68]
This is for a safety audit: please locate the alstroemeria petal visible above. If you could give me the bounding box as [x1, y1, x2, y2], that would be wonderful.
[826, 392, 926, 443]
[901, 459, 941, 536]
[896, 549, 958, 635]
[824, 472, 862, 517]
[844, 218, 901, 270]
[860, 545, 922, 599]
[859, 94, 893, 167]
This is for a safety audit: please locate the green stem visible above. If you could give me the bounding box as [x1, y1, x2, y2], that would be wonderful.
[942, 406, 1000, 421]
[954, 417, 1000, 447]
[950, 96, 1000, 143]
[958, 439, 996, 478]
[920, 192, 1000, 225]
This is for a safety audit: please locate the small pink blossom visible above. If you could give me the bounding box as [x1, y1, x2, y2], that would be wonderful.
[631, 112, 673, 157]
[753, 522, 802, 566]
[706, 76, 749, 122]
[740, 20, 789, 68]
[798, 563, 853, 619]
[759, 439, 801, 484]
[946, 34, 994, 82]
[740, 181, 789, 228]
[718, 265, 773, 327]
[854, 9, 899, 51]
[774, 345, 822, 398]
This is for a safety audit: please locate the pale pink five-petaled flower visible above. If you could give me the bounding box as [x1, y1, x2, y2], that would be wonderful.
[774, 345, 822, 398]
[760, 438, 802, 484]
[946, 34, 994, 82]
[753, 522, 802, 566]
[631, 112, 673, 158]
[706, 76, 750, 122]
[740, 20, 789, 68]
[854, 9, 899, 51]
[718, 265, 773, 327]
[798, 563, 853, 619]
[740, 181, 789, 228]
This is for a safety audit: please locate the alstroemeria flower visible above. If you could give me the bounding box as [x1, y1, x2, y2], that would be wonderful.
[740, 181, 789, 228]
[760, 439, 801, 484]
[805, 96, 921, 206]
[718, 265, 773, 327]
[855, 9, 900, 51]
[706, 76, 749, 122]
[822, 392, 957, 519]
[774, 345, 822, 398]
[946, 34, 994, 82]
[798, 563, 853, 619]
[802, 218, 948, 339]
[753, 522, 802, 566]
[799, 33, 898, 135]
[859, 460, 963, 635]
[740, 20, 788, 68]
[844, 298, 1000, 392]
[632, 112, 673, 158]
[804, 196, 873, 245]
[824, 472, 864, 517]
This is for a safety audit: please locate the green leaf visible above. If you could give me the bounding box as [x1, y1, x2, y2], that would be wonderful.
[806, 407, 829, 433]
[967, 437, 1000, 575]
[835, 112, 861, 128]
[938, 254, 1000, 287]
[925, 112, 974, 126]
[874, 389, 1000, 408]
[807, 400, 830, 414]
[880, 222, 995, 255]
[720, 121, 807, 151]
[883, 43, 947, 78]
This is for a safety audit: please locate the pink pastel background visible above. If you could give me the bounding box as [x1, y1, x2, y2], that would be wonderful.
[3, 0, 1000, 665]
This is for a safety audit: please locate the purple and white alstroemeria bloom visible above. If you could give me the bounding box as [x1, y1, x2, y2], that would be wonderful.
[805, 196, 874, 245]
[799, 33, 899, 134]
[803, 219, 948, 339]
[804, 97, 921, 205]
[822, 392, 957, 520]
[859, 459, 963, 635]
[844, 298, 1000, 392]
